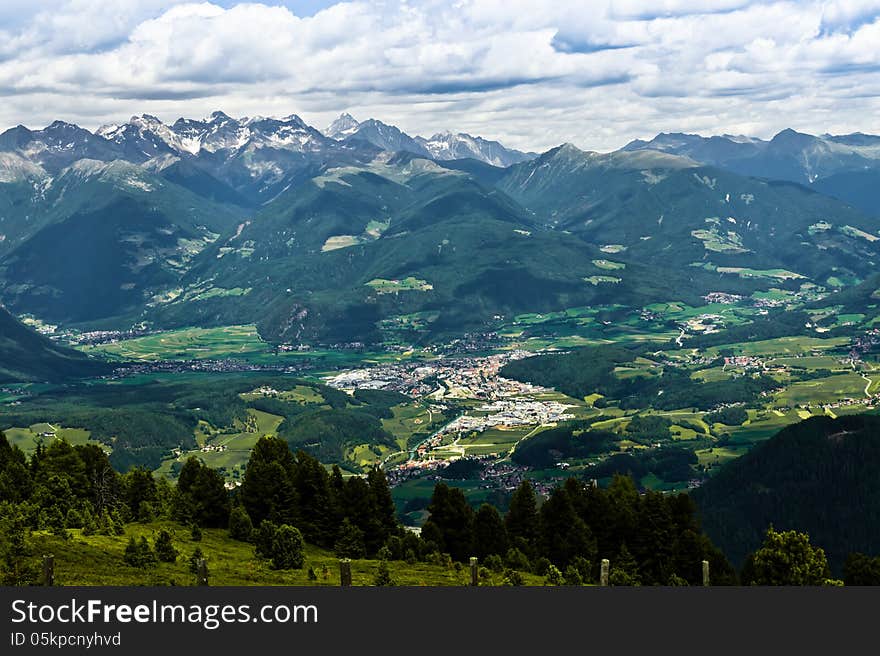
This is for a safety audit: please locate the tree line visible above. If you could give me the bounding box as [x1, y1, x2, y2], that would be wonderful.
[2, 428, 877, 585]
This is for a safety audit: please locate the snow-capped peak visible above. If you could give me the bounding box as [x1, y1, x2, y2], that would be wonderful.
[325, 113, 360, 139]
[416, 130, 534, 167]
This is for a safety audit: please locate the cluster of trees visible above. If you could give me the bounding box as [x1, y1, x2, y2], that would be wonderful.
[584, 447, 698, 486]
[0, 432, 185, 538]
[238, 436, 398, 557]
[421, 475, 737, 586]
[511, 422, 616, 468]
[704, 406, 749, 426]
[6, 422, 880, 587]
[279, 409, 397, 465]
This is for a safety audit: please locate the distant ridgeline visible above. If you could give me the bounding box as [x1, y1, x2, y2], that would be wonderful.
[692, 414, 880, 575]
[2, 115, 880, 346]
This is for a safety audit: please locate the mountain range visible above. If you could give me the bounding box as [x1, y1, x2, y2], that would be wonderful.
[624, 129, 880, 217]
[0, 111, 879, 353]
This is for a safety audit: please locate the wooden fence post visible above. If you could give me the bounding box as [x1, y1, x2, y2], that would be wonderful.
[600, 558, 610, 586]
[469, 557, 479, 587]
[702, 560, 710, 587]
[339, 558, 352, 587]
[197, 559, 209, 586]
[42, 554, 55, 586]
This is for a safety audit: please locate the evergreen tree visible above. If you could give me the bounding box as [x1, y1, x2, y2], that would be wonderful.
[0, 503, 38, 585]
[423, 483, 474, 562]
[189, 466, 230, 528]
[241, 437, 298, 527]
[367, 466, 398, 540]
[539, 486, 596, 569]
[504, 547, 531, 572]
[505, 480, 539, 556]
[563, 564, 583, 586]
[228, 506, 254, 542]
[373, 559, 396, 586]
[154, 530, 178, 563]
[124, 536, 157, 568]
[122, 468, 158, 522]
[254, 520, 278, 559]
[292, 451, 334, 547]
[631, 490, 675, 585]
[270, 525, 305, 570]
[609, 544, 641, 586]
[843, 553, 880, 586]
[334, 518, 366, 559]
[472, 503, 508, 560]
[188, 548, 205, 575]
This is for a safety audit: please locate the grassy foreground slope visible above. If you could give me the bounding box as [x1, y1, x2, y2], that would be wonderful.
[28, 522, 542, 586]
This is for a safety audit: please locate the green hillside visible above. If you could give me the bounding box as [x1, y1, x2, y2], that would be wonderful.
[692, 414, 880, 573]
[23, 523, 539, 586]
[0, 162, 245, 322]
[498, 145, 880, 287]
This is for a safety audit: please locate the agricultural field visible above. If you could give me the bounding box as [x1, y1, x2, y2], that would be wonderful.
[3, 424, 104, 456]
[154, 408, 284, 481]
[79, 325, 268, 361]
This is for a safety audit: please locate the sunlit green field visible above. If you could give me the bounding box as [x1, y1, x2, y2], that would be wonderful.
[775, 372, 868, 405]
[704, 336, 850, 357]
[80, 325, 267, 361]
[4, 424, 105, 455]
[155, 409, 284, 480]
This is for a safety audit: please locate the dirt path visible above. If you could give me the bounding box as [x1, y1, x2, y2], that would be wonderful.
[862, 373, 873, 397]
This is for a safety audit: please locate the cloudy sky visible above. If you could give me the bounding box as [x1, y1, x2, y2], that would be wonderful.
[0, 0, 879, 152]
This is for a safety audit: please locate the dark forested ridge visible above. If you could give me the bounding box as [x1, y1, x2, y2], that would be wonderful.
[692, 414, 880, 574]
[0, 306, 111, 383]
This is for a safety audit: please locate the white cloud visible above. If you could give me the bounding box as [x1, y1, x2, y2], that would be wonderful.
[0, 0, 877, 151]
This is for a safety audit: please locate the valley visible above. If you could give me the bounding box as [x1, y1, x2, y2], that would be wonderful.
[3, 110, 880, 533]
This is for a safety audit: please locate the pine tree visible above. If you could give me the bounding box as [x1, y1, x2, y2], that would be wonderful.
[188, 547, 204, 575]
[609, 544, 641, 586]
[505, 480, 539, 556]
[373, 559, 396, 586]
[124, 536, 157, 568]
[292, 451, 334, 547]
[472, 503, 508, 559]
[154, 530, 178, 563]
[334, 518, 366, 559]
[367, 466, 398, 540]
[563, 564, 583, 586]
[270, 525, 305, 570]
[228, 506, 254, 542]
[254, 520, 277, 559]
[539, 486, 596, 568]
[241, 437, 298, 527]
[424, 483, 474, 562]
